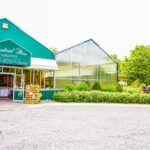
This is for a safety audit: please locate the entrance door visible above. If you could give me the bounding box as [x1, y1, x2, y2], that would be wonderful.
[0, 74, 14, 100]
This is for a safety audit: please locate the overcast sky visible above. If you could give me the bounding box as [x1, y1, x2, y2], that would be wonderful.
[0, 0, 150, 59]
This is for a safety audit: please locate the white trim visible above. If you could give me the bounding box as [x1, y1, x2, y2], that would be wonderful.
[27, 57, 58, 70]
[0, 73, 15, 101]
[13, 100, 23, 103]
[53, 71, 56, 89]
[0, 59, 58, 70]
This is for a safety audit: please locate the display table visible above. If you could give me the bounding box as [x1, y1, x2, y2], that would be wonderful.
[0, 88, 10, 97]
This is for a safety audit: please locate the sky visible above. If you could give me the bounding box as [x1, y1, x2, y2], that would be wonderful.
[0, 0, 150, 59]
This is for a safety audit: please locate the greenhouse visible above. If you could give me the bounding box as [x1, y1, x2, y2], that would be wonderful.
[55, 39, 118, 89]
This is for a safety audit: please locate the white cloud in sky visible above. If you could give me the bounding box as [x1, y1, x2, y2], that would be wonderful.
[0, 0, 150, 59]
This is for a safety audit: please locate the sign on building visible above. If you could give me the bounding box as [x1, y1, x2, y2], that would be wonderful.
[0, 40, 31, 66]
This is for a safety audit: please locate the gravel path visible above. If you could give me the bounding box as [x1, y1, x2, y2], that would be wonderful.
[0, 102, 150, 150]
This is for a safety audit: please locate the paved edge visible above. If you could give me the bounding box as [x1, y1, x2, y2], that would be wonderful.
[27, 102, 150, 108]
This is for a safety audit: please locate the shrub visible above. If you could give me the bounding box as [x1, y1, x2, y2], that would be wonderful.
[38, 93, 43, 100]
[64, 83, 77, 91]
[103, 85, 117, 92]
[116, 84, 123, 92]
[76, 82, 89, 91]
[91, 81, 101, 91]
[123, 86, 140, 94]
[131, 80, 141, 88]
[53, 91, 150, 104]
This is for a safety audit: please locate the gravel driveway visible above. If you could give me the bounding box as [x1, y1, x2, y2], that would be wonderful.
[0, 102, 150, 150]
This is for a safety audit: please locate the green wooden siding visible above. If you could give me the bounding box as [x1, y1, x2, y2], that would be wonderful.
[14, 89, 58, 101]
[14, 90, 24, 100]
[40, 90, 58, 100]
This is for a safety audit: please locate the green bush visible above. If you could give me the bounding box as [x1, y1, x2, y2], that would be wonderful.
[64, 82, 89, 91]
[53, 91, 150, 104]
[76, 82, 89, 91]
[64, 83, 76, 91]
[103, 85, 117, 92]
[131, 80, 141, 88]
[91, 81, 101, 91]
[123, 86, 140, 94]
[116, 84, 123, 92]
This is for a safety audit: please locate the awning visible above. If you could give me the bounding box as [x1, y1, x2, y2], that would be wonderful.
[27, 57, 58, 70]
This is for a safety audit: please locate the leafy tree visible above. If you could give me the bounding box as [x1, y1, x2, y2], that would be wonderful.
[123, 45, 150, 84]
[111, 54, 123, 75]
[111, 54, 117, 60]
[49, 47, 58, 52]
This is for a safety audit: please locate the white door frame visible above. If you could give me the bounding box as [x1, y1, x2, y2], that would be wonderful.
[15, 74, 25, 101]
[0, 73, 16, 101]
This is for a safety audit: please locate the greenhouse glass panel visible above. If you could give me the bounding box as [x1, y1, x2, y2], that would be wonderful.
[55, 39, 118, 89]
[55, 79, 71, 89]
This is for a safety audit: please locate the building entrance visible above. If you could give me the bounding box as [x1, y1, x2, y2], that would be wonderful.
[0, 74, 14, 100]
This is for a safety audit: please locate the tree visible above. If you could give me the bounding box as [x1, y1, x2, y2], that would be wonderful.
[111, 54, 122, 74]
[123, 45, 150, 84]
[49, 47, 58, 52]
[111, 54, 117, 60]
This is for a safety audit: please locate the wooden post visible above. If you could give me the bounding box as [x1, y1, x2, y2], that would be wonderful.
[30, 70, 31, 84]
[40, 71, 41, 88]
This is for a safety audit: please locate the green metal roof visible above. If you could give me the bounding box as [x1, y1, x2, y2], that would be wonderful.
[0, 18, 54, 60]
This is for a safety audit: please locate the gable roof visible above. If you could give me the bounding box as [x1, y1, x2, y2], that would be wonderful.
[55, 39, 117, 63]
[0, 18, 54, 60]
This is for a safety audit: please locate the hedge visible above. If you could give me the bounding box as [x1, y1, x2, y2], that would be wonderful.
[53, 91, 150, 104]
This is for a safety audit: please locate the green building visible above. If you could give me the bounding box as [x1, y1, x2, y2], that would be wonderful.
[0, 18, 117, 102]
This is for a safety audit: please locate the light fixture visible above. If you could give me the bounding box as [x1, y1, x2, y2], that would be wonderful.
[2, 23, 8, 29]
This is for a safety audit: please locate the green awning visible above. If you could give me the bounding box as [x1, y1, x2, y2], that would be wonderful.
[0, 40, 31, 66]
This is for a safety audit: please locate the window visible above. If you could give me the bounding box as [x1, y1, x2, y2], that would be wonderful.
[23, 69, 32, 86]
[15, 74, 24, 89]
[3, 67, 15, 73]
[45, 70, 53, 89]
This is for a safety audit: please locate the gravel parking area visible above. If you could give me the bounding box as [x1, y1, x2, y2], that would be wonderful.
[0, 102, 150, 150]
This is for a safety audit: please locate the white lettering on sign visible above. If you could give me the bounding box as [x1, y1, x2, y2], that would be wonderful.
[0, 54, 17, 58]
[0, 48, 15, 53]
[16, 48, 27, 56]
[0, 47, 28, 56]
